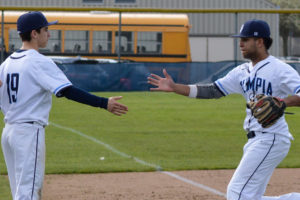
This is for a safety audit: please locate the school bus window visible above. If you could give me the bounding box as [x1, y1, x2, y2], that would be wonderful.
[93, 31, 112, 53]
[115, 31, 133, 53]
[44, 30, 61, 53]
[64, 30, 89, 53]
[9, 29, 22, 52]
[137, 32, 162, 54]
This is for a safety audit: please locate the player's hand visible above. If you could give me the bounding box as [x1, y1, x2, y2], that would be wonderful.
[107, 96, 128, 116]
[0, 80, 2, 87]
[147, 69, 175, 92]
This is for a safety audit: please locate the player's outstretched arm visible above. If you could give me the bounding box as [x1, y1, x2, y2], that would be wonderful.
[107, 96, 128, 116]
[147, 69, 190, 96]
[59, 86, 128, 116]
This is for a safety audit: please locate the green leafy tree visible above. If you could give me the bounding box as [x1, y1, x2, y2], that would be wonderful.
[269, 0, 300, 56]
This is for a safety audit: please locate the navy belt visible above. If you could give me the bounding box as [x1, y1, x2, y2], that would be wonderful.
[247, 131, 256, 139]
[247, 131, 267, 139]
[25, 121, 45, 128]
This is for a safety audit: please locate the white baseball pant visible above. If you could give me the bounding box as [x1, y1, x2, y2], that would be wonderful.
[1, 123, 45, 200]
[227, 132, 300, 200]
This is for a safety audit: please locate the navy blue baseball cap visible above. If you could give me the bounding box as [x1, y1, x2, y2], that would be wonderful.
[232, 19, 270, 38]
[17, 11, 58, 34]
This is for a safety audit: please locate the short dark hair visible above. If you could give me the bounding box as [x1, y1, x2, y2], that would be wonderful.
[19, 28, 41, 42]
[254, 37, 273, 50]
[263, 37, 273, 50]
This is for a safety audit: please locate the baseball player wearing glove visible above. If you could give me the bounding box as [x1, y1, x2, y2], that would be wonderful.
[0, 12, 128, 200]
[247, 94, 287, 128]
[148, 19, 300, 200]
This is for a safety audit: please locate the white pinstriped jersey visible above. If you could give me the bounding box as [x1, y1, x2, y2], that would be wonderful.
[214, 55, 300, 139]
[0, 49, 72, 126]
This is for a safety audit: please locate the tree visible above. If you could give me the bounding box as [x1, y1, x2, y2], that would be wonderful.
[269, 0, 300, 56]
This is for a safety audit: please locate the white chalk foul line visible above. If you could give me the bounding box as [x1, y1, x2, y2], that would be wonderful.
[162, 171, 226, 197]
[50, 122, 159, 170]
[50, 122, 226, 198]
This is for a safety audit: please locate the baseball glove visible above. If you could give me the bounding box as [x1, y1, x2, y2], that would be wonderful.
[247, 94, 286, 128]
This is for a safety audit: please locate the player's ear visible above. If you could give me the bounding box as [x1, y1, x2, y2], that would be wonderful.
[256, 38, 264, 48]
[31, 30, 38, 39]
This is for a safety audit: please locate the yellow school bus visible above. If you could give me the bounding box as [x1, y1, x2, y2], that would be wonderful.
[0, 11, 191, 62]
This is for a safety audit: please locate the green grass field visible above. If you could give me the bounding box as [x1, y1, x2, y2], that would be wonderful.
[1, 92, 300, 198]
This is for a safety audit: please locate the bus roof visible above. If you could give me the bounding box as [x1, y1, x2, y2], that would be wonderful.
[1, 11, 190, 26]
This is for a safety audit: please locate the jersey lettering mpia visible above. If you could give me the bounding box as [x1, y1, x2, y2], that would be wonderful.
[0, 49, 72, 126]
[215, 55, 300, 139]
[240, 76, 273, 95]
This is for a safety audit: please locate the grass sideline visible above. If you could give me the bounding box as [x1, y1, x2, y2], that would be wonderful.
[1, 92, 300, 198]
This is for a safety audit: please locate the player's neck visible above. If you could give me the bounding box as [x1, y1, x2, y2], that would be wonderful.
[20, 41, 39, 51]
[251, 52, 269, 67]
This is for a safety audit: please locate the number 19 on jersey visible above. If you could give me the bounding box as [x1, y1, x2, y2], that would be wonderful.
[6, 73, 19, 104]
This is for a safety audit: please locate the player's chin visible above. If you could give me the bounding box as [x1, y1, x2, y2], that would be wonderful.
[39, 43, 48, 49]
[41, 41, 48, 48]
[241, 51, 249, 59]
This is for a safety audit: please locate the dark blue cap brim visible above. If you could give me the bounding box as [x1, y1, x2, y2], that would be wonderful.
[47, 20, 58, 26]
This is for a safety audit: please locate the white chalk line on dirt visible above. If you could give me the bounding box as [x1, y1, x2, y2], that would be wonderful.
[50, 122, 226, 198]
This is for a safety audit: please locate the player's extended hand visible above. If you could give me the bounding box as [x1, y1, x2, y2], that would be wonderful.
[147, 69, 175, 92]
[107, 96, 128, 116]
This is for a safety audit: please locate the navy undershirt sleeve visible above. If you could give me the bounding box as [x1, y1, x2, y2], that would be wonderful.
[57, 86, 108, 109]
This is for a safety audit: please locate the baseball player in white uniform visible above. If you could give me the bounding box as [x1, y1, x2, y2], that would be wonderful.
[0, 11, 128, 200]
[148, 19, 300, 200]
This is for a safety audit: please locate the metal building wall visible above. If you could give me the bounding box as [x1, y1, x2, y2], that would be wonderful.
[0, 0, 278, 34]
[0, 0, 280, 60]
[0, 0, 279, 39]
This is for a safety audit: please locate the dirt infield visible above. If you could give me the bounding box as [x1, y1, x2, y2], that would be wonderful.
[42, 168, 300, 200]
